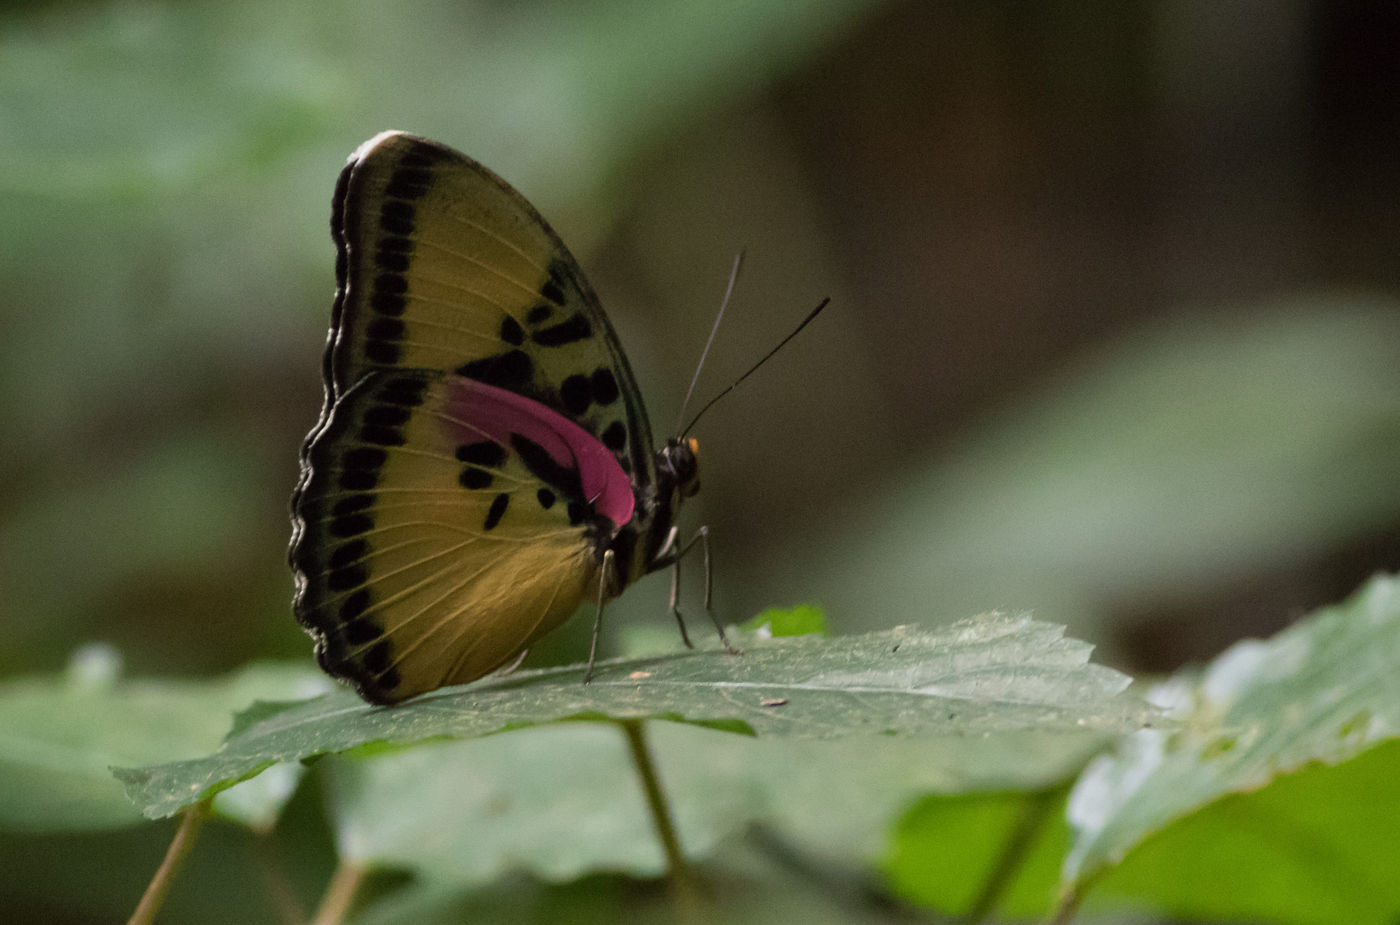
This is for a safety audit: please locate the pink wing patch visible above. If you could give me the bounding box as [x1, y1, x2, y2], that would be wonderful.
[441, 376, 636, 527]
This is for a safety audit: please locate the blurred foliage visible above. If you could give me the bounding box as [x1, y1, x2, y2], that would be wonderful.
[0, 0, 878, 678]
[3, 0, 1399, 922]
[0, 654, 324, 831]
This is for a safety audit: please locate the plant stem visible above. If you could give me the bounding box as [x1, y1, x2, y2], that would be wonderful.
[967, 787, 1060, 922]
[253, 828, 308, 925]
[619, 719, 698, 908]
[1046, 885, 1083, 925]
[310, 859, 366, 925]
[1045, 864, 1104, 925]
[127, 799, 212, 925]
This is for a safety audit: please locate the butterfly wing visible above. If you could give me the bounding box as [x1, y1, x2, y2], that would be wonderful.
[292, 370, 636, 704]
[292, 132, 693, 703]
[318, 131, 655, 488]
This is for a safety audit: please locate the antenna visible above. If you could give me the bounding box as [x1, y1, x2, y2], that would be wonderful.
[680, 295, 830, 438]
[673, 251, 745, 434]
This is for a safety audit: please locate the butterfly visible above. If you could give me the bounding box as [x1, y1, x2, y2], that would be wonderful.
[290, 131, 730, 705]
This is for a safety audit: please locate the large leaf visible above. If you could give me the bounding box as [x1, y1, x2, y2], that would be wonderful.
[117, 616, 1155, 819]
[0, 653, 324, 832]
[324, 721, 1110, 887]
[1061, 573, 1400, 922]
[883, 787, 1070, 919]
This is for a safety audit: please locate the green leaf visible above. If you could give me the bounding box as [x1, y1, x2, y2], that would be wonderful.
[1062, 573, 1400, 922]
[743, 603, 828, 636]
[1089, 739, 1400, 924]
[883, 787, 1070, 919]
[326, 718, 1112, 887]
[0, 655, 325, 832]
[118, 616, 1154, 819]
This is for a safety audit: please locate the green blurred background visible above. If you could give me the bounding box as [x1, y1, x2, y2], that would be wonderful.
[4, 1, 1400, 922]
[4, 0, 1399, 699]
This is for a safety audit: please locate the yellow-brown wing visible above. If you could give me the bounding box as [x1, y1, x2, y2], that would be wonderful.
[292, 370, 630, 704]
[316, 131, 655, 488]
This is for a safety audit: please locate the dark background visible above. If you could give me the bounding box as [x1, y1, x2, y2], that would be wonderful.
[3, 0, 1398, 703]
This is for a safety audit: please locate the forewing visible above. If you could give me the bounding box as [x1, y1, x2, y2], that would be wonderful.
[291, 370, 632, 704]
[323, 131, 653, 489]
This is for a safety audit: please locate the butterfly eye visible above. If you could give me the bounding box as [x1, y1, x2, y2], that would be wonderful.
[656, 438, 700, 497]
[679, 438, 701, 496]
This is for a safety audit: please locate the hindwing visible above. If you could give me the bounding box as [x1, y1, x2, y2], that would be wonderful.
[292, 370, 635, 704]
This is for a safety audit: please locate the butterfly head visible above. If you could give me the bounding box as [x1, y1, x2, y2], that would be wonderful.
[657, 437, 701, 499]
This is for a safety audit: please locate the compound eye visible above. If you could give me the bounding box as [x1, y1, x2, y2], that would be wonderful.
[674, 443, 697, 481]
[664, 438, 700, 495]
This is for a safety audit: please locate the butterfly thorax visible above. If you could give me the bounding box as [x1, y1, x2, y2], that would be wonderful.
[607, 437, 699, 593]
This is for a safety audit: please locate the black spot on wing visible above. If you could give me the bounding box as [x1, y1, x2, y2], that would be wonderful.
[343, 446, 388, 471]
[377, 375, 430, 406]
[340, 588, 371, 621]
[500, 316, 525, 346]
[457, 350, 533, 390]
[560, 374, 592, 416]
[358, 424, 405, 447]
[339, 447, 386, 491]
[484, 492, 510, 530]
[330, 512, 373, 538]
[378, 199, 414, 236]
[371, 290, 406, 317]
[362, 639, 393, 674]
[385, 167, 431, 200]
[364, 403, 410, 428]
[591, 368, 619, 405]
[377, 664, 401, 692]
[374, 273, 408, 296]
[332, 494, 374, 516]
[456, 441, 507, 466]
[374, 237, 411, 273]
[526, 303, 554, 326]
[537, 487, 556, 509]
[338, 469, 377, 492]
[367, 318, 405, 342]
[330, 539, 368, 569]
[460, 467, 493, 489]
[397, 143, 442, 169]
[532, 312, 592, 347]
[540, 263, 566, 305]
[510, 434, 584, 498]
[363, 339, 400, 365]
[327, 563, 368, 592]
[601, 421, 627, 452]
[341, 617, 381, 645]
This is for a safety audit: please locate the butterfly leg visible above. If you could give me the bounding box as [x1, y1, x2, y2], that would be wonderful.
[667, 534, 695, 649]
[669, 526, 741, 656]
[584, 549, 617, 684]
[492, 648, 531, 678]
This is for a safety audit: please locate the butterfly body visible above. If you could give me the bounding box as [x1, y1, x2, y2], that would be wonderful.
[291, 132, 699, 704]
